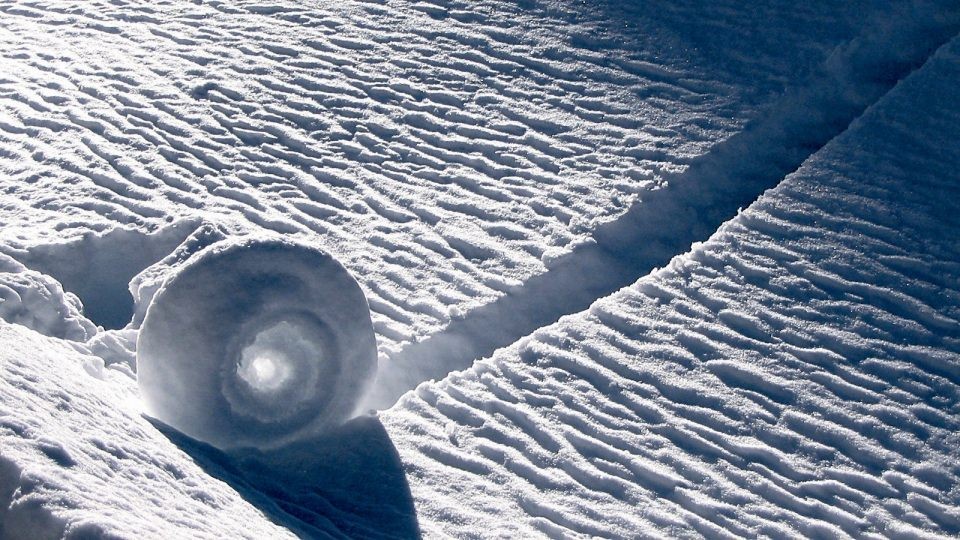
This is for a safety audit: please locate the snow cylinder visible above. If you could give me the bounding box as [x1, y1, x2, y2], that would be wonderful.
[136, 238, 377, 449]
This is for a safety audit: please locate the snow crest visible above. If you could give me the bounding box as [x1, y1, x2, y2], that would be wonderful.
[136, 238, 377, 449]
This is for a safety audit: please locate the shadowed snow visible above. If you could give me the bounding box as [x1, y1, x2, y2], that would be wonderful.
[363, 1, 960, 410]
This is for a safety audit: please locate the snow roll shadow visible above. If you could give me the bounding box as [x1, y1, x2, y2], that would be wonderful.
[137, 238, 377, 450]
[151, 415, 420, 539]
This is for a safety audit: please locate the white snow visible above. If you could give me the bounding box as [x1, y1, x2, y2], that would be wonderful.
[380, 34, 960, 538]
[0, 0, 958, 538]
[137, 238, 377, 450]
[0, 253, 96, 342]
[0, 323, 297, 539]
[362, 0, 960, 409]
[0, 0, 910, 356]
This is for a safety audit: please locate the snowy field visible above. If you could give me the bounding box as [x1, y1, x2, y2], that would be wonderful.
[0, 0, 958, 538]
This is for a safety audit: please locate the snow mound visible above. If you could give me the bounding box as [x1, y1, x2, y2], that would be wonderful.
[0, 253, 96, 342]
[137, 239, 377, 449]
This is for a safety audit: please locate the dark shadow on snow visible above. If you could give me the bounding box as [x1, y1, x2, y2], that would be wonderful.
[150, 415, 420, 540]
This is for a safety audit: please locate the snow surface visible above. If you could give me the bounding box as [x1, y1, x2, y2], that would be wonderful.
[381, 36, 960, 537]
[362, 0, 960, 408]
[0, 323, 297, 539]
[0, 0, 914, 359]
[0, 0, 958, 538]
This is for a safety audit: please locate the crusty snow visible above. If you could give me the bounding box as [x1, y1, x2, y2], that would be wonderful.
[1, 0, 959, 538]
[381, 35, 960, 538]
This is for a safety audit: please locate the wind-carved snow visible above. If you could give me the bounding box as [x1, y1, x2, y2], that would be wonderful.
[363, 0, 960, 409]
[381, 36, 960, 538]
[0, 0, 905, 355]
[0, 0, 958, 538]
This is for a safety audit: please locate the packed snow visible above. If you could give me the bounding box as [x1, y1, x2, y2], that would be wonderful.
[0, 0, 958, 538]
[137, 238, 377, 450]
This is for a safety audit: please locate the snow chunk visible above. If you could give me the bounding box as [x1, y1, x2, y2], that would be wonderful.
[0, 254, 96, 342]
[137, 239, 377, 449]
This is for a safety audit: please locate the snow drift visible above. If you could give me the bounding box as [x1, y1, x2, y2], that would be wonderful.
[0, 253, 96, 342]
[137, 239, 377, 449]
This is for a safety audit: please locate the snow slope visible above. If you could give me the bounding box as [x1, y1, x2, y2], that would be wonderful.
[0, 324, 297, 539]
[380, 35, 960, 538]
[0, 0, 918, 361]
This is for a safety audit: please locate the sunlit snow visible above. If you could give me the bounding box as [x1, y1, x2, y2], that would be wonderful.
[1, 0, 958, 538]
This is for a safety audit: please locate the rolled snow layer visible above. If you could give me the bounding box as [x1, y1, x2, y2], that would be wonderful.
[137, 238, 377, 449]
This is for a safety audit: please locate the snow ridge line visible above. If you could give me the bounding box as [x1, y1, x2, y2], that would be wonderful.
[363, 5, 960, 410]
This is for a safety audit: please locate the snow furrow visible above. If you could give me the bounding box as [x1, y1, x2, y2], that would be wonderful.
[381, 34, 960, 538]
[0, 0, 893, 348]
[364, 3, 960, 409]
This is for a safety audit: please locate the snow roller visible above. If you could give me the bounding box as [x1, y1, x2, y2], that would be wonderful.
[137, 238, 377, 449]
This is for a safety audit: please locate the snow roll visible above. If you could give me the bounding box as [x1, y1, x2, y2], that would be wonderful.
[136, 238, 377, 449]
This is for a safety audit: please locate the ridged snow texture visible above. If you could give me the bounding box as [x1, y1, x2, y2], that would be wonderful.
[0, 0, 890, 358]
[382, 37, 960, 538]
[137, 239, 376, 449]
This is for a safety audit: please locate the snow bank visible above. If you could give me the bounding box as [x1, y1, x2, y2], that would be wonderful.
[0, 253, 96, 342]
[137, 239, 377, 449]
[0, 323, 297, 539]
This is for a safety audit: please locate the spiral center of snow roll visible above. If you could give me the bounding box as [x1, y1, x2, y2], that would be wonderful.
[223, 315, 335, 424]
[238, 350, 292, 394]
[236, 321, 314, 395]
